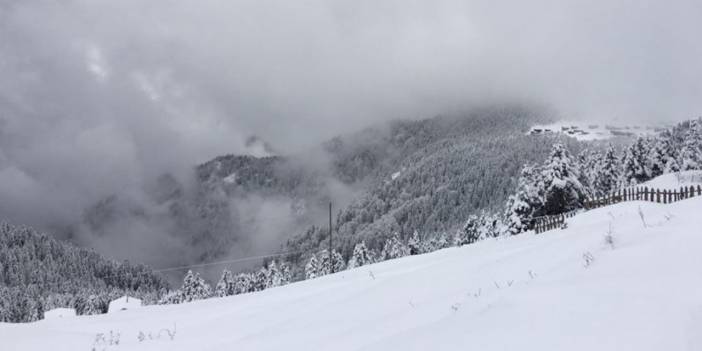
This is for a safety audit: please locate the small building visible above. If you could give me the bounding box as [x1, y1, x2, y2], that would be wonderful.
[44, 308, 76, 320]
[108, 296, 142, 314]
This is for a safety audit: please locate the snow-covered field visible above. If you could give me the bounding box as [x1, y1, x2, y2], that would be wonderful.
[639, 170, 702, 190]
[3, 197, 702, 350]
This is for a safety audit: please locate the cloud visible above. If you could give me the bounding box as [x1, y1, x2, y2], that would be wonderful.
[0, 0, 700, 273]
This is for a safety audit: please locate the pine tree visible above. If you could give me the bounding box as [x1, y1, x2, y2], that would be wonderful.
[541, 143, 585, 214]
[455, 215, 479, 246]
[305, 254, 320, 280]
[407, 231, 422, 255]
[679, 121, 701, 171]
[180, 270, 212, 302]
[234, 273, 254, 294]
[593, 146, 620, 197]
[348, 241, 374, 268]
[505, 165, 543, 234]
[265, 260, 283, 288]
[317, 250, 345, 275]
[620, 137, 653, 185]
[215, 270, 234, 297]
[381, 233, 409, 260]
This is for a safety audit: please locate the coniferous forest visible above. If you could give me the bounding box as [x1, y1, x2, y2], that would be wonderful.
[1, 115, 700, 323]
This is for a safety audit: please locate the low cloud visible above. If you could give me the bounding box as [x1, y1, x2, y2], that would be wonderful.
[0, 0, 700, 273]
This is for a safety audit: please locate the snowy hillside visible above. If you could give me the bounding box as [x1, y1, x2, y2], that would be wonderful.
[528, 121, 664, 141]
[638, 170, 702, 190]
[4, 196, 702, 350]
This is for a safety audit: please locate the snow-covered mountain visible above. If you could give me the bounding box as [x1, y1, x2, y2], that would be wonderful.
[71, 104, 562, 281]
[528, 121, 666, 141]
[4, 188, 701, 350]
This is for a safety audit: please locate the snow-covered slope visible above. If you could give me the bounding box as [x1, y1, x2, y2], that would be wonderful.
[639, 170, 702, 190]
[3, 197, 702, 351]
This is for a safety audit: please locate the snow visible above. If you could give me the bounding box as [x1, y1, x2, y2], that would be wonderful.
[223, 173, 237, 184]
[639, 170, 702, 190]
[528, 121, 662, 141]
[391, 171, 401, 180]
[4, 197, 702, 350]
[108, 296, 143, 314]
[43, 308, 76, 320]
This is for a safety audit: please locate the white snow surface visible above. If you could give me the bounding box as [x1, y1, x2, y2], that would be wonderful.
[4, 198, 702, 350]
[639, 170, 702, 190]
[43, 308, 76, 320]
[108, 297, 143, 314]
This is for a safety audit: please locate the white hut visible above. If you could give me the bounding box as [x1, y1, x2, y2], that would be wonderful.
[108, 296, 142, 313]
[43, 308, 76, 320]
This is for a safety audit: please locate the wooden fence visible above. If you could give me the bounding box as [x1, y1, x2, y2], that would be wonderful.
[533, 210, 578, 234]
[534, 185, 702, 234]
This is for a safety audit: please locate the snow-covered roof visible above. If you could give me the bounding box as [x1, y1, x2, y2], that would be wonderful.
[43, 308, 76, 320]
[108, 296, 142, 313]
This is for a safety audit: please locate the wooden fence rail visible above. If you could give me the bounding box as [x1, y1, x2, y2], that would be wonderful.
[534, 184, 702, 234]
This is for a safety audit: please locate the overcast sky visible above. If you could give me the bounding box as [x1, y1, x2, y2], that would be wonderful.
[1, 0, 701, 237]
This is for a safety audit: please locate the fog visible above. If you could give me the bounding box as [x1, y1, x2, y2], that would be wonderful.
[1, 0, 701, 276]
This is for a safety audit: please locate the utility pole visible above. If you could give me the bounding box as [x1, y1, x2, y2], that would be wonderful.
[329, 202, 333, 274]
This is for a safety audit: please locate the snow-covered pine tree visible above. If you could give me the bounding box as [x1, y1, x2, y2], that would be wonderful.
[408, 231, 422, 255]
[234, 273, 254, 294]
[541, 143, 586, 214]
[620, 137, 653, 186]
[505, 165, 543, 234]
[317, 250, 345, 274]
[279, 262, 292, 285]
[348, 241, 374, 268]
[265, 260, 283, 288]
[252, 267, 268, 291]
[305, 254, 320, 280]
[456, 214, 479, 246]
[180, 270, 212, 302]
[477, 213, 500, 240]
[648, 132, 679, 177]
[215, 269, 235, 297]
[593, 146, 620, 197]
[381, 233, 409, 260]
[576, 149, 598, 198]
[679, 120, 702, 170]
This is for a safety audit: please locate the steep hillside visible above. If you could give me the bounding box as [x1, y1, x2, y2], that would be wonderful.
[0, 223, 168, 323]
[75, 105, 561, 279]
[4, 195, 701, 350]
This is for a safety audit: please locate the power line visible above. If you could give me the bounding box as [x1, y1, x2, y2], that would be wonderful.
[152, 250, 306, 274]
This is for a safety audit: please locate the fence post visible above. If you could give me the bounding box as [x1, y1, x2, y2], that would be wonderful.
[663, 189, 668, 204]
[644, 187, 648, 201]
[698, 185, 702, 196]
[656, 189, 660, 203]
